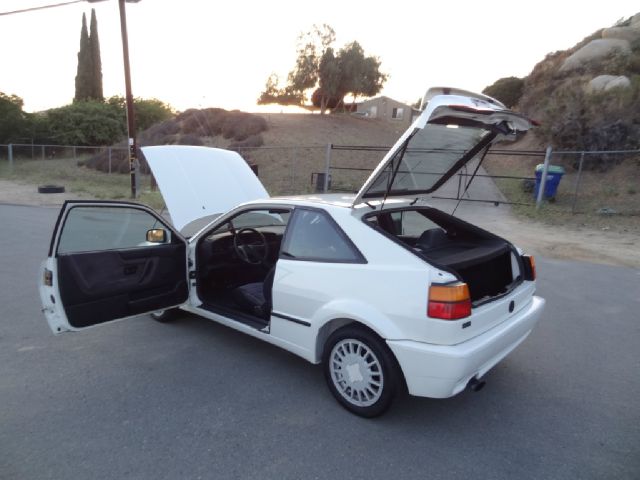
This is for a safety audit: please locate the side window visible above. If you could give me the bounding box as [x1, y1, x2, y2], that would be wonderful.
[391, 210, 439, 236]
[281, 208, 364, 263]
[204, 208, 291, 239]
[57, 206, 172, 254]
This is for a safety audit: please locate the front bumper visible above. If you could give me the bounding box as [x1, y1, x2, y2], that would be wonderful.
[387, 295, 545, 398]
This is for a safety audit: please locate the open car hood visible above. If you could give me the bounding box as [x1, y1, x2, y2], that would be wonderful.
[352, 89, 534, 207]
[142, 146, 268, 231]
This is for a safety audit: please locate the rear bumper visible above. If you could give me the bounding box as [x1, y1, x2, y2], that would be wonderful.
[387, 295, 545, 398]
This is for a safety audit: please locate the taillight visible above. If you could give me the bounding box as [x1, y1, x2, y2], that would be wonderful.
[522, 255, 536, 281]
[428, 282, 471, 320]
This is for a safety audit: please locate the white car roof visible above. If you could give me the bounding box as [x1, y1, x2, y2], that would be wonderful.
[241, 194, 421, 216]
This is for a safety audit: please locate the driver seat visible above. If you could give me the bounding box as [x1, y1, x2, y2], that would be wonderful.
[232, 266, 276, 319]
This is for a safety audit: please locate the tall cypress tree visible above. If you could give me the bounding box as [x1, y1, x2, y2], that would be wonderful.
[89, 9, 103, 101]
[74, 13, 92, 102]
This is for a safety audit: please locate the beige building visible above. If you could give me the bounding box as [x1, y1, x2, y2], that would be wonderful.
[356, 96, 417, 128]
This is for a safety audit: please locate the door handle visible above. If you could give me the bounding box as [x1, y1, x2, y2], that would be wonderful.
[123, 265, 137, 275]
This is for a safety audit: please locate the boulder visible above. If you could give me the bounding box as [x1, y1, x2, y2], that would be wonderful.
[602, 25, 640, 42]
[560, 39, 630, 71]
[603, 12, 640, 41]
[588, 75, 632, 92]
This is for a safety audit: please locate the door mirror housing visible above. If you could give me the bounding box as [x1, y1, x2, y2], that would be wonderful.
[146, 228, 167, 243]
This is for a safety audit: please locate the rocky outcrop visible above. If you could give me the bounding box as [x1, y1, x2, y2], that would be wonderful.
[560, 38, 630, 71]
[602, 25, 640, 42]
[602, 12, 640, 42]
[587, 75, 631, 92]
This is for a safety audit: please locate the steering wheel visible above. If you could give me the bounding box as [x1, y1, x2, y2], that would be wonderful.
[233, 228, 269, 265]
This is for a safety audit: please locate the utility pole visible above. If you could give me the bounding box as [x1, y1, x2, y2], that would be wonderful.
[118, 0, 139, 198]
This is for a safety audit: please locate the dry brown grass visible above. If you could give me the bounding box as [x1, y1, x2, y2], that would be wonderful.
[214, 113, 405, 195]
[484, 134, 640, 234]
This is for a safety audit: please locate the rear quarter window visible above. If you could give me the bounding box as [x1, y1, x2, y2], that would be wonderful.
[281, 208, 365, 263]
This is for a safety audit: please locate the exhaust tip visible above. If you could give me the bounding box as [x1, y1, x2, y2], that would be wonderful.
[467, 377, 486, 392]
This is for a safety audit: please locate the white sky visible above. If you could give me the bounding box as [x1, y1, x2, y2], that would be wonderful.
[0, 0, 637, 112]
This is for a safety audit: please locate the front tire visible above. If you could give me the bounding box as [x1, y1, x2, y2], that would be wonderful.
[323, 325, 401, 417]
[150, 309, 177, 323]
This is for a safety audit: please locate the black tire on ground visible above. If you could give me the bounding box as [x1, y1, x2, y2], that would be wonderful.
[150, 309, 177, 323]
[38, 185, 65, 194]
[322, 325, 402, 418]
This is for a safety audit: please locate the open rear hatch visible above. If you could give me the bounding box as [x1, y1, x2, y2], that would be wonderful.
[358, 89, 535, 305]
[352, 89, 533, 206]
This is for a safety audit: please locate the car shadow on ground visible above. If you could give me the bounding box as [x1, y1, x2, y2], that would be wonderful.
[158, 310, 529, 427]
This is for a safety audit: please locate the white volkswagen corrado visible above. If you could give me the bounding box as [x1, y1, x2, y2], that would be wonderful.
[40, 88, 545, 417]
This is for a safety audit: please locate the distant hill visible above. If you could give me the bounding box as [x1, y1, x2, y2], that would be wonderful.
[85, 108, 404, 189]
[514, 12, 640, 155]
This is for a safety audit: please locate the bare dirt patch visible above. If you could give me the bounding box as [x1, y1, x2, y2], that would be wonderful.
[0, 179, 96, 207]
[2, 177, 638, 269]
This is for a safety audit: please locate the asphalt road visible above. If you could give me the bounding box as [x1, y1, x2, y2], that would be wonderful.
[1, 204, 639, 480]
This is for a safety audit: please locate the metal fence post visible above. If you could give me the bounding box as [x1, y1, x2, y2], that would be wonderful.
[108, 147, 112, 174]
[73, 146, 77, 164]
[8, 144, 13, 170]
[536, 146, 553, 209]
[323, 143, 332, 193]
[571, 152, 585, 214]
[291, 147, 297, 194]
[41, 145, 45, 161]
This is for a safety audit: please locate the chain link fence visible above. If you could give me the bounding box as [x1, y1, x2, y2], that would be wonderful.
[1, 142, 638, 216]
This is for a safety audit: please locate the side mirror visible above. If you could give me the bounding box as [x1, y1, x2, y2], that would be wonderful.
[146, 228, 167, 243]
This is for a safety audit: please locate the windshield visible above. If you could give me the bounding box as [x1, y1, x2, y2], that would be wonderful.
[362, 123, 492, 198]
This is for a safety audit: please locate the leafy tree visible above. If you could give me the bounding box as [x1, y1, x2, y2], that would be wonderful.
[45, 101, 125, 145]
[89, 9, 103, 101]
[257, 74, 303, 106]
[74, 13, 93, 102]
[74, 9, 103, 102]
[336, 41, 386, 108]
[316, 47, 342, 113]
[482, 77, 524, 108]
[258, 25, 386, 113]
[107, 96, 175, 132]
[0, 92, 28, 143]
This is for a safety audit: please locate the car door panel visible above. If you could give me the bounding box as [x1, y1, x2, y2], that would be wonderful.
[40, 201, 190, 333]
[58, 243, 188, 328]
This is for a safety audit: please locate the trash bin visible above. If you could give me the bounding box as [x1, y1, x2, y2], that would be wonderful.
[314, 172, 332, 192]
[534, 164, 565, 199]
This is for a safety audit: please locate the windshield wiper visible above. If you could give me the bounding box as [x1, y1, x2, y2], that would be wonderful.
[280, 251, 296, 259]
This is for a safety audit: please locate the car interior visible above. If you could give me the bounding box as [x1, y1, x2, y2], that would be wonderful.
[195, 208, 291, 329]
[365, 207, 521, 303]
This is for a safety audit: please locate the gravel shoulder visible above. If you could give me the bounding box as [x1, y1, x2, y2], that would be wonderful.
[2, 178, 638, 269]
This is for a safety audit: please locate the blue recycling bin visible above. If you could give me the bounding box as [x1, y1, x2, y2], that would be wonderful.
[534, 164, 565, 199]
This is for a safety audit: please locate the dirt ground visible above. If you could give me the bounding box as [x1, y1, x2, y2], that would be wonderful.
[2, 178, 638, 269]
[467, 207, 640, 269]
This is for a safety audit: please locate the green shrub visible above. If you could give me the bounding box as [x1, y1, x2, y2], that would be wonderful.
[540, 76, 640, 169]
[482, 77, 525, 108]
[0, 92, 30, 143]
[45, 101, 125, 146]
[228, 134, 265, 150]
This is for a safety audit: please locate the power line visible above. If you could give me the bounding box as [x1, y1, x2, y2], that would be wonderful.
[0, 1, 86, 16]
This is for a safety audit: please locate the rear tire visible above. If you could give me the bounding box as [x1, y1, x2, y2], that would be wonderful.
[322, 325, 401, 418]
[150, 309, 177, 323]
